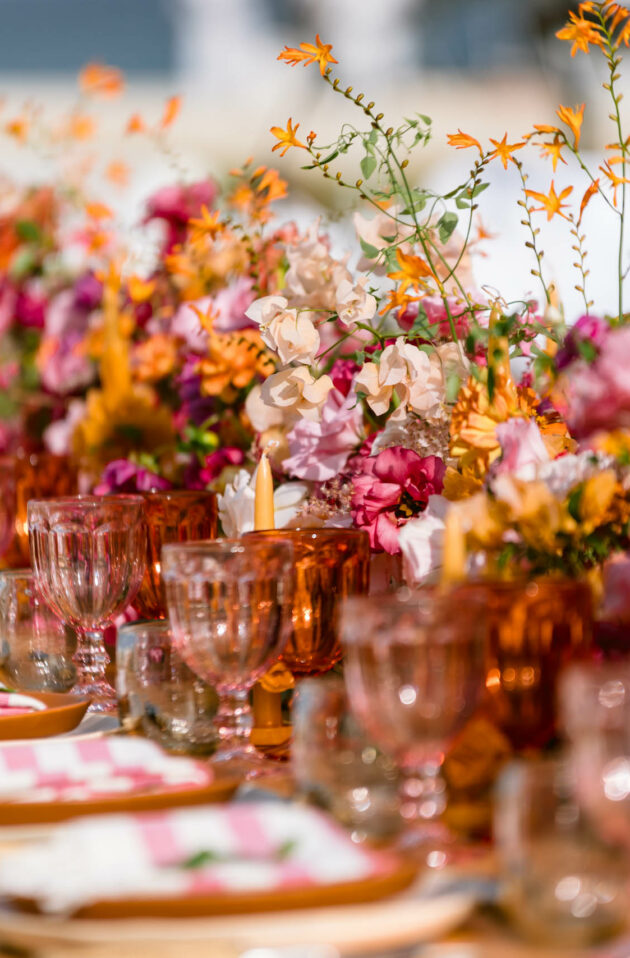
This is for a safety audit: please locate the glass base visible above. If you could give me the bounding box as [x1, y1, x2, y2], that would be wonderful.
[73, 678, 118, 714]
[211, 743, 276, 781]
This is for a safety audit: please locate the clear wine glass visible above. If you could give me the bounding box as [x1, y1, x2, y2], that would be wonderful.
[162, 539, 294, 778]
[28, 495, 146, 712]
[341, 587, 487, 863]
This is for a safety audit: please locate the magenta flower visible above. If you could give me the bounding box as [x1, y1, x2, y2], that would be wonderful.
[556, 314, 610, 370]
[144, 179, 218, 251]
[563, 325, 630, 438]
[94, 460, 172, 495]
[350, 447, 445, 554]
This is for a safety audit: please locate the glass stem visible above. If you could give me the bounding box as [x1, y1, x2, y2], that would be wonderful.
[399, 760, 447, 825]
[215, 689, 253, 749]
[73, 629, 110, 692]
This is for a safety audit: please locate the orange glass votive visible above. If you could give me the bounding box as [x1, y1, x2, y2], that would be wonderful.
[1, 451, 79, 566]
[245, 528, 370, 676]
[461, 578, 593, 750]
[133, 490, 218, 620]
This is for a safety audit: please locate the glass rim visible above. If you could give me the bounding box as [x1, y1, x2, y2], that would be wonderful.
[27, 494, 145, 510]
[340, 586, 488, 629]
[138, 489, 217, 501]
[0, 567, 33, 579]
[161, 537, 294, 560]
[117, 618, 172, 634]
[244, 527, 369, 542]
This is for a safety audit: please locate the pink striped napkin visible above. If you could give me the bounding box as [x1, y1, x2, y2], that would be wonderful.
[0, 691, 47, 716]
[0, 736, 213, 803]
[0, 803, 394, 914]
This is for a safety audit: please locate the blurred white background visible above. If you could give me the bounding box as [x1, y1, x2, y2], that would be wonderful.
[0, 0, 627, 320]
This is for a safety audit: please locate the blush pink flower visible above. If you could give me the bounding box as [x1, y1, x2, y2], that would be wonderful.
[564, 326, 630, 438]
[350, 447, 446, 554]
[94, 459, 172, 495]
[284, 387, 363, 481]
[493, 417, 550, 480]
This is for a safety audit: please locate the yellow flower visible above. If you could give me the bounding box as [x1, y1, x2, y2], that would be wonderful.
[579, 471, 620, 534]
[442, 466, 483, 501]
[450, 373, 574, 479]
[198, 328, 275, 403]
[73, 384, 175, 470]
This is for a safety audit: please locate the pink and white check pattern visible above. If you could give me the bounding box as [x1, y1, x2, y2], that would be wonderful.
[0, 736, 213, 803]
[0, 691, 46, 716]
[0, 803, 394, 914]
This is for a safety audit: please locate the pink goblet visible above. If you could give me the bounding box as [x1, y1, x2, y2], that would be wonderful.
[341, 588, 487, 861]
[28, 495, 146, 712]
[162, 539, 294, 777]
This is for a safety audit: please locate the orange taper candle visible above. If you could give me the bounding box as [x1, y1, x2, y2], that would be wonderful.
[254, 451, 275, 531]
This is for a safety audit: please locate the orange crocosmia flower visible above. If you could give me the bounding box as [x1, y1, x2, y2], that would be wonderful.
[106, 161, 129, 186]
[161, 95, 181, 130]
[79, 63, 124, 98]
[188, 301, 219, 334]
[556, 10, 604, 56]
[525, 180, 573, 221]
[188, 205, 224, 239]
[475, 218, 496, 242]
[446, 130, 483, 156]
[578, 178, 600, 224]
[256, 167, 288, 204]
[556, 103, 585, 150]
[5, 116, 29, 142]
[488, 133, 525, 170]
[387, 248, 436, 292]
[67, 112, 96, 141]
[600, 159, 630, 206]
[540, 136, 567, 172]
[126, 114, 146, 134]
[127, 276, 156, 304]
[379, 286, 420, 318]
[270, 118, 306, 156]
[277, 35, 338, 75]
[132, 334, 177, 383]
[198, 329, 275, 402]
[85, 202, 113, 220]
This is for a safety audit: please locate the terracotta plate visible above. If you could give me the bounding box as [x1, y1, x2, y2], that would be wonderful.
[13, 854, 418, 920]
[0, 690, 90, 741]
[0, 773, 240, 827]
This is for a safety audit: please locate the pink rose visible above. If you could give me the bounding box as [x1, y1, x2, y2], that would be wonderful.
[284, 387, 363, 482]
[350, 447, 445, 554]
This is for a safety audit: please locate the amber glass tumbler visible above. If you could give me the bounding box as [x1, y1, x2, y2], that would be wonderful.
[245, 528, 370, 676]
[1, 451, 79, 565]
[133, 490, 218, 619]
[462, 578, 593, 750]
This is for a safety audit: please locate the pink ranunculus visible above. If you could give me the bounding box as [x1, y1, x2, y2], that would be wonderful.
[93, 460, 172, 495]
[15, 288, 46, 329]
[350, 447, 446, 554]
[212, 277, 256, 333]
[556, 314, 609, 370]
[493, 417, 550, 480]
[284, 387, 364, 482]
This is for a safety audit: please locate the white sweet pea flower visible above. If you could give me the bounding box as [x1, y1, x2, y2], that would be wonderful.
[261, 366, 334, 422]
[218, 468, 310, 537]
[398, 495, 449, 584]
[246, 295, 319, 365]
[244, 384, 285, 432]
[355, 338, 445, 421]
[335, 277, 377, 330]
[284, 218, 352, 310]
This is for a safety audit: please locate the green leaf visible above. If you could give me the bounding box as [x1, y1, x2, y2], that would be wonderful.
[471, 181, 490, 198]
[445, 371, 462, 403]
[455, 196, 471, 210]
[360, 154, 377, 180]
[181, 850, 221, 869]
[417, 114, 432, 126]
[320, 150, 340, 164]
[568, 486, 583, 523]
[359, 238, 379, 260]
[16, 220, 41, 243]
[577, 339, 597, 362]
[438, 211, 458, 244]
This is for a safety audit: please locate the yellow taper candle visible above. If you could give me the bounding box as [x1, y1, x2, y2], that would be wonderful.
[441, 510, 466, 586]
[254, 451, 275, 531]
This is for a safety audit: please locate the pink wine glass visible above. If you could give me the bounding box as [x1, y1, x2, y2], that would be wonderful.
[162, 539, 294, 777]
[28, 495, 146, 712]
